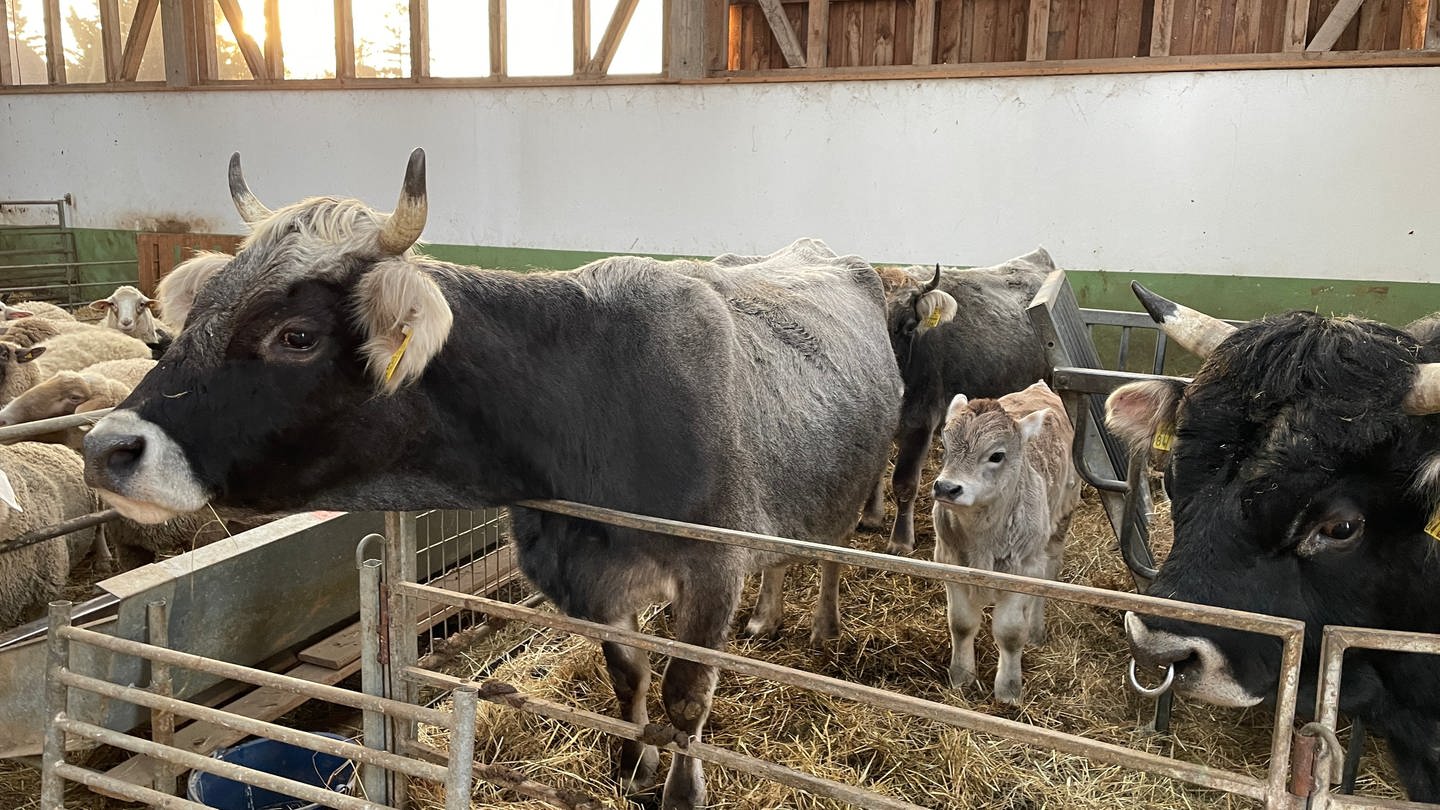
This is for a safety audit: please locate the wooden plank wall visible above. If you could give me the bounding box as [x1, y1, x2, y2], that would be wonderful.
[728, 0, 1424, 68]
[136, 233, 242, 295]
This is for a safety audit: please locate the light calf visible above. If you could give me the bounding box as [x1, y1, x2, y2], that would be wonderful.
[931, 380, 1080, 704]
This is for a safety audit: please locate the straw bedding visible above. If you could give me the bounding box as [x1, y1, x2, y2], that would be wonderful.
[408, 455, 1404, 809]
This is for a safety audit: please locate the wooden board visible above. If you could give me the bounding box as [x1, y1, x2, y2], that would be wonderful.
[136, 232, 243, 294]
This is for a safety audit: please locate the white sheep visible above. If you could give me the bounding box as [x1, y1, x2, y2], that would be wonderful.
[0, 442, 103, 630]
[32, 327, 152, 378]
[0, 358, 155, 447]
[157, 251, 230, 331]
[90, 285, 171, 346]
[4, 300, 76, 321]
[0, 341, 47, 406]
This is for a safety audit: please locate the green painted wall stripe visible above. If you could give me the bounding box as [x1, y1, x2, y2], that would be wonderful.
[39, 228, 1440, 329]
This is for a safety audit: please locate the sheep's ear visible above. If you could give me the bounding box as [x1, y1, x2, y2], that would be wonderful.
[0, 469, 20, 513]
[17, 346, 44, 364]
[352, 260, 453, 394]
[90, 299, 113, 312]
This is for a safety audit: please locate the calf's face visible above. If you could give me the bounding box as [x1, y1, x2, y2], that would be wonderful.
[932, 396, 1047, 509]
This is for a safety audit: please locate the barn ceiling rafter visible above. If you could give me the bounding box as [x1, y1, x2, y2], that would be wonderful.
[1, 0, 1436, 92]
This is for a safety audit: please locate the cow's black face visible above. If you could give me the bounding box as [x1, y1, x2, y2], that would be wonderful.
[1114, 311, 1440, 710]
[82, 252, 387, 521]
[83, 154, 453, 523]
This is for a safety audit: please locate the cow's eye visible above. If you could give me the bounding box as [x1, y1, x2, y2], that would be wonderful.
[1322, 519, 1361, 541]
[988, 451, 1006, 464]
[279, 330, 318, 352]
[1297, 513, 1365, 557]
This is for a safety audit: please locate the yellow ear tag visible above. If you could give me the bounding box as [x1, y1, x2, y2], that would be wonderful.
[1152, 423, 1176, 452]
[383, 325, 414, 384]
[923, 309, 943, 329]
[1425, 508, 1440, 542]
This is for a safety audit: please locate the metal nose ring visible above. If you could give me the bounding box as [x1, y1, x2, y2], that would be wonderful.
[1127, 658, 1175, 697]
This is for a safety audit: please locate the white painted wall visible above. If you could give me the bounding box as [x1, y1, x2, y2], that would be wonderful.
[2, 68, 1437, 282]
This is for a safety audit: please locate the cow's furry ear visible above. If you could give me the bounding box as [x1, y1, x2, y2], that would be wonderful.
[353, 261, 453, 394]
[915, 290, 958, 335]
[1105, 380, 1184, 456]
[947, 393, 970, 420]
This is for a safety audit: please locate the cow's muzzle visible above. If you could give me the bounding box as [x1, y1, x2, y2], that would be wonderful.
[83, 410, 211, 523]
[1123, 612, 1265, 708]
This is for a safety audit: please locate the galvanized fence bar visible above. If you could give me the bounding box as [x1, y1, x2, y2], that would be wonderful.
[515, 499, 1304, 637]
[56, 718, 394, 810]
[445, 686, 479, 810]
[41, 600, 73, 809]
[0, 509, 119, 557]
[50, 762, 211, 809]
[146, 599, 177, 797]
[409, 666, 927, 810]
[383, 510, 419, 808]
[54, 670, 452, 782]
[0, 407, 114, 442]
[56, 624, 454, 727]
[403, 581, 1275, 801]
[1311, 626, 1440, 808]
[359, 555, 391, 803]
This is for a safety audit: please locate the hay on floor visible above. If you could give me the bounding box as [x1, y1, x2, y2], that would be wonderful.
[407, 457, 1404, 809]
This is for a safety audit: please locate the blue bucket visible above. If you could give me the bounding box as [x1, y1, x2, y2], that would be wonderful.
[186, 734, 357, 810]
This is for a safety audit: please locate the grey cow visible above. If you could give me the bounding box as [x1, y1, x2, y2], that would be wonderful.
[932, 380, 1080, 704]
[81, 150, 903, 810]
[869, 250, 1053, 554]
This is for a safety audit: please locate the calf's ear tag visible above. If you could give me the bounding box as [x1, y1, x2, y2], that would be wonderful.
[0, 470, 21, 512]
[383, 324, 414, 385]
[1152, 423, 1176, 452]
[1425, 508, 1440, 542]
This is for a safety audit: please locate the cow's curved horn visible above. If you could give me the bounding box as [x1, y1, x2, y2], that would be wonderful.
[922, 263, 942, 294]
[1132, 281, 1236, 360]
[228, 152, 272, 224]
[378, 148, 428, 255]
[1403, 364, 1440, 415]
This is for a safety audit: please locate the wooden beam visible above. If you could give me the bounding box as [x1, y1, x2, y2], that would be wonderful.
[812, 0, 835, 65]
[1426, 0, 1439, 48]
[1150, 0, 1176, 54]
[2, 0, 16, 85]
[334, 0, 354, 78]
[262, 0, 281, 78]
[215, 0, 266, 80]
[1026, 0, 1051, 59]
[1283, 0, 1313, 50]
[1307, 0, 1365, 49]
[158, 0, 191, 86]
[755, 0, 805, 66]
[43, 0, 66, 84]
[911, 0, 935, 64]
[120, 0, 160, 80]
[574, 0, 591, 74]
[669, 0, 706, 77]
[704, 0, 729, 71]
[98, 0, 123, 81]
[189, 0, 217, 81]
[587, 0, 642, 74]
[409, 0, 429, 78]
[489, 0, 506, 77]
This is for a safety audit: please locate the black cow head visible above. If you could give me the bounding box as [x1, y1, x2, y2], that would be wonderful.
[1107, 283, 1440, 713]
[885, 264, 958, 370]
[82, 149, 455, 523]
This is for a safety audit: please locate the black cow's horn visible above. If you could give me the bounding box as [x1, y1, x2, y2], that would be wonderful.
[378, 148, 428, 255]
[1131, 281, 1236, 360]
[922, 264, 942, 294]
[1403, 364, 1440, 415]
[228, 152, 273, 224]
